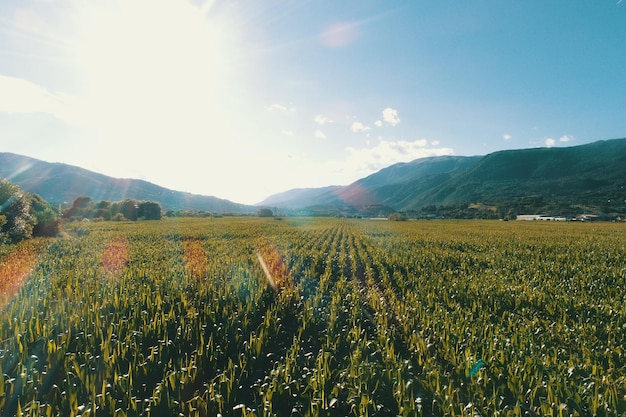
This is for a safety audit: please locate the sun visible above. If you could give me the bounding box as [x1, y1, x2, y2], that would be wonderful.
[60, 0, 260, 198]
[73, 0, 235, 129]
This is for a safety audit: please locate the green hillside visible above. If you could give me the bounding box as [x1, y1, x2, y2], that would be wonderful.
[405, 138, 626, 214]
[263, 138, 626, 217]
[3, 137, 626, 218]
[0, 153, 254, 213]
[260, 156, 481, 210]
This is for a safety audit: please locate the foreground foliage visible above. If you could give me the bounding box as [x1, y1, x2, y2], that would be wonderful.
[0, 178, 60, 244]
[1, 218, 625, 416]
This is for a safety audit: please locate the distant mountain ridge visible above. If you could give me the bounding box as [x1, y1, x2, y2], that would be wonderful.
[259, 155, 482, 209]
[261, 138, 626, 215]
[0, 152, 255, 213]
[3, 137, 626, 216]
[408, 138, 626, 210]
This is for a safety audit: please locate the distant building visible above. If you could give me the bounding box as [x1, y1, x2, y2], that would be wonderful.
[516, 214, 540, 221]
[538, 215, 567, 221]
[577, 214, 600, 222]
[517, 214, 567, 221]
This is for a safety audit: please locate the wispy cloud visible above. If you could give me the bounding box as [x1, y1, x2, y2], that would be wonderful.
[503, 134, 512, 140]
[281, 129, 294, 136]
[314, 114, 333, 125]
[0, 75, 81, 125]
[269, 103, 296, 113]
[351, 121, 370, 133]
[560, 135, 573, 143]
[344, 138, 453, 173]
[320, 21, 359, 48]
[545, 138, 555, 147]
[315, 129, 326, 139]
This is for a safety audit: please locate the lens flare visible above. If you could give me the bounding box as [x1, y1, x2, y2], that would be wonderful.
[183, 239, 208, 280]
[101, 237, 129, 276]
[256, 243, 293, 293]
[0, 241, 47, 310]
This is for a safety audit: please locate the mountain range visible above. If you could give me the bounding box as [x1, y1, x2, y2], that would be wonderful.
[0, 152, 254, 213]
[2, 137, 626, 216]
[260, 137, 626, 216]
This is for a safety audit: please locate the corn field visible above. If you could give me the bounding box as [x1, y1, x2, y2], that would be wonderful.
[0, 218, 625, 416]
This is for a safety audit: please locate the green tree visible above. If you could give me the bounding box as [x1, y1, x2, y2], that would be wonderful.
[0, 178, 34, 243]
[1, 178, 60, 242]
[110, 199, 139, 221]
[388, 212, 407, 221]
[0, 214, 6, 234]
[258, 208, 274, 217]
[0, 177, 20, 211]
[28, 193, 60, 237]
[93, 200, 112, 220]
[121, 199, 139, 221]
[64, 196, 95, 220]
[138, 201, 162, 220]
[112, 213, 127, 221]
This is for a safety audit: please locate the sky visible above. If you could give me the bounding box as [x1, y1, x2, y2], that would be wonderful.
[0, 1, 625, 205]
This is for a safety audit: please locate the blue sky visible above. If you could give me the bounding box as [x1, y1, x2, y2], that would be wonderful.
[1, 1, 625, 204]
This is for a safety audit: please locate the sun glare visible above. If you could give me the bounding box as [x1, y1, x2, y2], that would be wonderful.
[55, 0, 267, 201]
[72, 0, 241, 144]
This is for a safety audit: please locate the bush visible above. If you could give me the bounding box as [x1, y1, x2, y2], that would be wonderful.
[1, 178, 60, 242]
[1, 178, 34, 242]
[112, 213, 127, 221]
[388, 212, 407, 221]
[29, 194, 60, 237]
[258, 208, 274, 217]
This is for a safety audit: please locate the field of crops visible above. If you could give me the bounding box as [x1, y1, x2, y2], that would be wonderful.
[1, 218, 625, 416]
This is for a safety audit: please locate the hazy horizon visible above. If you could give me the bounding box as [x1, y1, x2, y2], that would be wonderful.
[1, 1, 625, 204]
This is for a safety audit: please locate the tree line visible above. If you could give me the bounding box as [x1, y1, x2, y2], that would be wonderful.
[1, 177, 164, 244]
[62, 196, 162, 221]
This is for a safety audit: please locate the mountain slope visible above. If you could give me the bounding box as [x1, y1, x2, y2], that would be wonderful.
[257, 185, 342, 208]
[260, 155, 481, 209]
[0, 153, 254, 212]
[261, 138, 626, 215]
[346, 155, 482, 208]
[405, 138, 626, 210]
[4, 137, 625, 217]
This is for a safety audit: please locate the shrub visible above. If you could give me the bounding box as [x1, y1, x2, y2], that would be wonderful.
[112, 213, 127, 221]
[388, 212, 407, 221]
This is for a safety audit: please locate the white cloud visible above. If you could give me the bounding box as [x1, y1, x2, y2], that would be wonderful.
[382, 107, 400, 126]
[351, 121, 370, 133]
[374, 120, 383, 127]
[281, 129, 294, 136]
[545, 138, 555, 147]
[0, 75, 83, 126]
[431, 140, 440, 146]
[315, 129, 326, 139]
[503, 134, 512, 140]
[269, 103, 295, 112]
[344, 139, 453, 175]
[560, 135, 573, 143]
[273, 139, 455, 198]
[314, 114, 333, 125]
